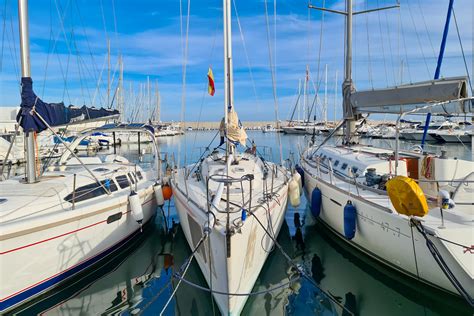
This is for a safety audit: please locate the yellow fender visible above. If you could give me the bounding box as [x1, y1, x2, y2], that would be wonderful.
[386, 176, 429, 217]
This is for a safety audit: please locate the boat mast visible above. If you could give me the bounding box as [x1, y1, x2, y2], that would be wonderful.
[334, 70, 338, 124]
[309, 0, 399, 144]
[107, 39, 111, 108]
[223, 0, 234, 156]
[324, 64, 328, 123]
[420, 0, 455, 149]
[155, 80, 160, 123]
[342, 0, 355, 144]
[18, 0, 37, 183]
[118, 55, 124, 122]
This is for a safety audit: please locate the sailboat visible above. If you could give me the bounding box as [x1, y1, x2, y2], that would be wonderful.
[300, 0, 473, 306]
[0, 1, 164, 313]
[171, 0, 291, 314]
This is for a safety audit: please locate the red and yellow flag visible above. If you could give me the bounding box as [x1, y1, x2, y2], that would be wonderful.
[207, 67, 215, 96]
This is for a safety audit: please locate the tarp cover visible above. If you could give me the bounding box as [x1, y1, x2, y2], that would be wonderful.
[17, 77, 119, 133]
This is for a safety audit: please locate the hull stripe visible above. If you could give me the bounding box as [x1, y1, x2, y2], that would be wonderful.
[0, 209, 155, 312]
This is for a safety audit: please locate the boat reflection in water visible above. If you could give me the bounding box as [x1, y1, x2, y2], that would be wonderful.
[300, 214, 472, 316]
[15, 209, 471, 315]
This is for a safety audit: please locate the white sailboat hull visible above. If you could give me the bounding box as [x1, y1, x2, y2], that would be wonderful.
[172, 164, 289, 315]
[0, 188, 157, 312]
[301, 158, 473, 299]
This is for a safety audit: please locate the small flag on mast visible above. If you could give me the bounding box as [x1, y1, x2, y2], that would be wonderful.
[207, 67, 215, 96]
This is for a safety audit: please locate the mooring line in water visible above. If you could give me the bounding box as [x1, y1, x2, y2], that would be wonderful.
[173, 273, 301, 296]
[247, 209, 355, 316]
[159, 234, 208, 315]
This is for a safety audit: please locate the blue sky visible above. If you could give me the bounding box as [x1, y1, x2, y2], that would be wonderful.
[1, 0, 472, 122]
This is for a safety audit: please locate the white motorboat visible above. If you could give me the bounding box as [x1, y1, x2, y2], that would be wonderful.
[301, 0, 473, 307]
[400, 121, 458, 142]
[261, 124, 281, 133]
[171, 1, 292, 313]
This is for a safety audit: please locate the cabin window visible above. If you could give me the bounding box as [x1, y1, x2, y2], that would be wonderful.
[116, 175, 130, 189]
[64, 182, 107, 203]
[136, 171, 143, 180]
[334, 160, 340, 167]
[351, 166, 359, 174]
[341, 163, 348, 170]
[101, 178, 117, 192]
[128, 172, 136, 184]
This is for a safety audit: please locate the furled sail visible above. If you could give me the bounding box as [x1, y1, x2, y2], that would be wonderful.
[16, 77, 119, 133]
[227, 109, 247, 146]
[220, 109, 247, 146]
[350, 76, 472, 115]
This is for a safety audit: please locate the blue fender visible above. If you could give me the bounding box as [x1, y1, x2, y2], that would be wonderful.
[344, 201, 357, 240]
[311, 188, 322, 218]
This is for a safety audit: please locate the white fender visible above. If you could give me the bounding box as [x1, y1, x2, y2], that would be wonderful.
[293, 172, 302, 195]
[129, 191, 144, 224]
[289, 178, 301, 207]
[153, 183, 165, 206]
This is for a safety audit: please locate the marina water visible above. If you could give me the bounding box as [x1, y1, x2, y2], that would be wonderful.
[16, 131, 472, 316]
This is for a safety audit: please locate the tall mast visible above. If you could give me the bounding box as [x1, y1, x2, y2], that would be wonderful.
[324, 64, 328, 123]
[107, 39, 111, 108]
[334, 70, 338, 123]
[147, 76, 151, 121]
[308, 0, 397, 143]
[297, 78, 301, 122]
[342, 0, 355, 143]
[223, 0, 234, 153]
[118, 55, 124, 122]
[18, 0, 36, 183]
[155, 80, 161, 122]
[304, 65, 309, 123]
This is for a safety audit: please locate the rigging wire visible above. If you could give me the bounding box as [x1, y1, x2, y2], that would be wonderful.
[0, 0, 8, 72]
[384, 6, 397, 85]
[376, 0, 389, 87]
[364, 0, 374, 89]
[179, 0, 191, 165]
[406, 0, 431, 78]
[415, 0, 437, 59]
[309, 0, 326, 123]
[399, 6, 412, 83]
[232, 0, 261, 110]
[452, 8, 473, 95]
[263, 0, 283, 165]
[190, 18, 219, 157]
[74, 0, 104, 106]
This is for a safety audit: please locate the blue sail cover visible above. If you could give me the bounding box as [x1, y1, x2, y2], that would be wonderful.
[16, 77, 119, 133]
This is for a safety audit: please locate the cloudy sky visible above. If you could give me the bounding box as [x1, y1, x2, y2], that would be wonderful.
[0, 0, 472, 122]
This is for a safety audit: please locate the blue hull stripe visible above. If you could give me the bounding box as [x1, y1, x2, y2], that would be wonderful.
[0, 223, 146, 312]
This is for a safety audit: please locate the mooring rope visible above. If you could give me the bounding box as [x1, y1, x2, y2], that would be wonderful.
[411, 219, 474, 307]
